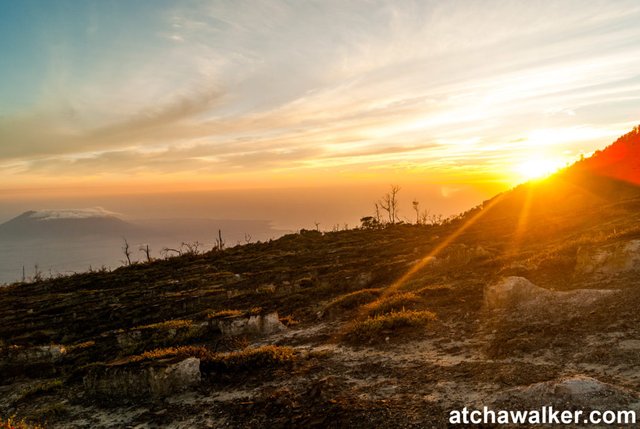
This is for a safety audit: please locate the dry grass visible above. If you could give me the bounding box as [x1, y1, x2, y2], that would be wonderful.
[345, 310, 437, 342]
[134, 319, 193, 331]
[207, 309, 243, 319]
[324, 288, 382, 315]
[121, 345, 296, 374]
[363, 292, 421, 316]
[1, 418, 45, 429]
[17, 379, 63, 402]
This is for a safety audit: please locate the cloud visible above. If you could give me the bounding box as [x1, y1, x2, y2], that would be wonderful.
[2, 0, 640, 186]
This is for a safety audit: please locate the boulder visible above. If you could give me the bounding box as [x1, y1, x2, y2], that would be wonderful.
[576, 239, 640, 277]
[484, 276, 617, 312]
[494, 375, 639, 410]
[215, 312, 286, 336]
[484, 277, 552, 309]
[83, 357, 201, 401]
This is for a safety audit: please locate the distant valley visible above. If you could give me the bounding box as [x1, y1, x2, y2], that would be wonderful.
[0, 209, 287, 284]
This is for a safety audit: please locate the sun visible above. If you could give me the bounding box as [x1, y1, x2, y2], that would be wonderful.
[515, 157, 564, 181]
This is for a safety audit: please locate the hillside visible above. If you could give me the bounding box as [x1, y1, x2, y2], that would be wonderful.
[2, 128, 640, 428]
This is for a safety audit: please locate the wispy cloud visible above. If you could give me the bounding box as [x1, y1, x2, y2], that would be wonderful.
[1, 0, 639, 188]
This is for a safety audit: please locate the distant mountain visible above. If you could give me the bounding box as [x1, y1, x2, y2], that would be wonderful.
[0, 208, 142, 240]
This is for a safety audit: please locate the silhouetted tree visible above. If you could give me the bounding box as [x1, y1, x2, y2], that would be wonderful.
[122, 238, 132, 266]
[379, 185, 400, 223]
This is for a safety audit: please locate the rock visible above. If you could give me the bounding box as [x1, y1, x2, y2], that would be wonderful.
[576, 239, 640, 277]
[215, 312, 286, 336]
[484, 277, 551, 309]
[2, 344, 66, 364]
[149, 357, 201, 397]
[484, 276, 618, 313]
[494, 375, 639, 410]
[83, 357, 201, 402]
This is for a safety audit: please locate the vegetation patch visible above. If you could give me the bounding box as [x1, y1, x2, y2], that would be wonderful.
[118, 345, 296, 374]
[345, 310, 437, 342]
[324, 288, 382, 316]
[1, 417, 45, 429]
[134, 319, 193, 331]
[17, 379, 63, 402]
[207, 309, 243, 319]
[203, 345, 296, 374]
[363, 292, 421, 316]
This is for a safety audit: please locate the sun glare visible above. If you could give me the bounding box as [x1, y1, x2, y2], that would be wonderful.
[515, 157, 564, 181]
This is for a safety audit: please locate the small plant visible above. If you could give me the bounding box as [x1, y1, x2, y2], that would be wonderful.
[345, 310, 437, 342]
[279, 315, 299, 327]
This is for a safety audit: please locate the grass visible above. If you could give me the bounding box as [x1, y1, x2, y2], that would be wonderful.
[17, 379, 63, 402]
[204, 345, 296, 373]
[345, 310, 437, 342]
[1, 418, 45, 429]
[119, 345, 296, 374]
[363, 292, 421, 316]
[207, 309, 243, 319]
[323, 288, 382, 315]
[134, 319, 193, 331]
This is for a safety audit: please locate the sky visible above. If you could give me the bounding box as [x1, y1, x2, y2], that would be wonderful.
[1, 0, 639, 228]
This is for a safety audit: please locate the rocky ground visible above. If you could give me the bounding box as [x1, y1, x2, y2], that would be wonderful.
[2, 184, 640, 428]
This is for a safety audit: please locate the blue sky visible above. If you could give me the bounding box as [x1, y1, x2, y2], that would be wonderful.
[1, 0, 640, 196]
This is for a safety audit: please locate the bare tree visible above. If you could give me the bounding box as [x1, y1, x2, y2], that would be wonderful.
[161, 247, 181, 258]
[378, 185, 401, 224]
[215, 229, 225, 251]
[412, 199, 420, 224]
[139, 244, 152, 263]
[244, 233, 252, 244]
[314, 221, 321, 231]
[122, 238, 132, 266]
[181, 241, 202, 255]
[374, 203, 381, 224]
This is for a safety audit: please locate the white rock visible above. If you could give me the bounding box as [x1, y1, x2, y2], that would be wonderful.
[576, 239, 640, 276]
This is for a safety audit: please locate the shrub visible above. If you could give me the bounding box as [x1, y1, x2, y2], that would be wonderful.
[324, 288, 382, 315]
[363, 292, 421, 316]
[345, 310, 437, 342]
